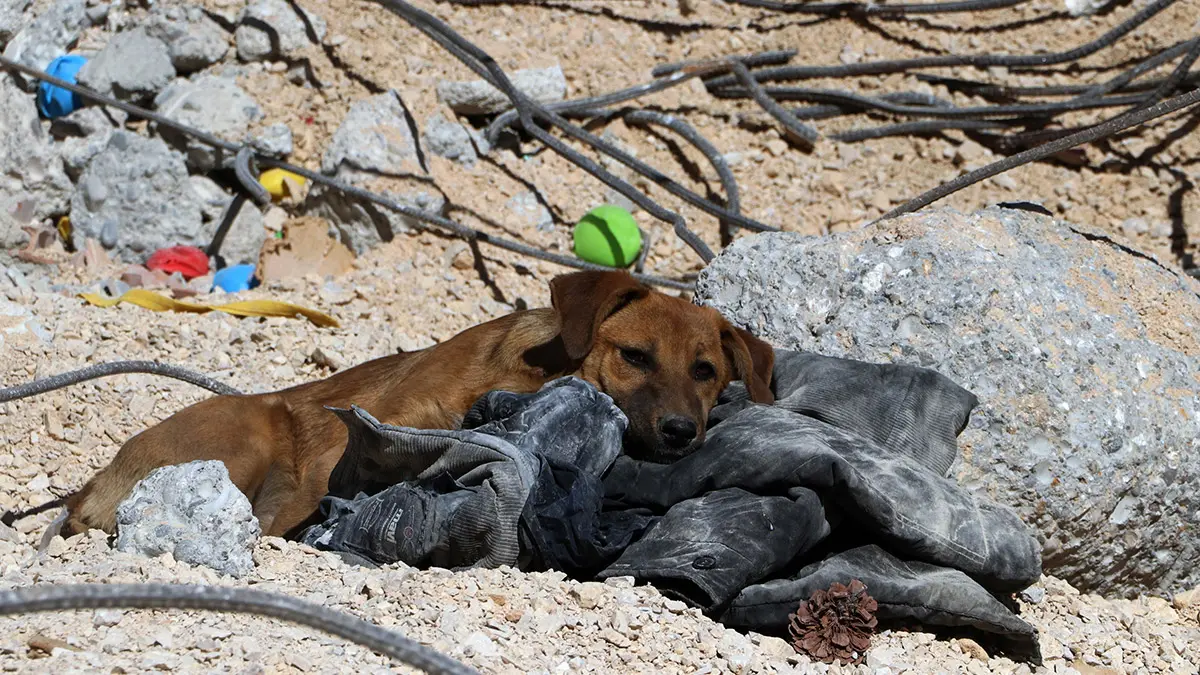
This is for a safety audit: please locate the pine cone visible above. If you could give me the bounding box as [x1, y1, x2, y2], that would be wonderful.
[788, 579, 878, 664]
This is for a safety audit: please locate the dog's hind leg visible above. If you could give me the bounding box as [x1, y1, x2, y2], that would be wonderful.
[64, 394, 290, 535]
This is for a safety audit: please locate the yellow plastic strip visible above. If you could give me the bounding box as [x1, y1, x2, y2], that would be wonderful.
[79, 288, 340, 328]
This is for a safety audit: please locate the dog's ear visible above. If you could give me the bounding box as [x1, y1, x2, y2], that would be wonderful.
[549, 271, 650, 361]
[721, 323, 775, 404]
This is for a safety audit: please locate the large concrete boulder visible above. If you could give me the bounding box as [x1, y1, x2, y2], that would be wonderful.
[696, 207, 1200, 598]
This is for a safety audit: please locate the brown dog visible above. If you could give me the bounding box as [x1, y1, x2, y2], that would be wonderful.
[64, 271, 774, 538]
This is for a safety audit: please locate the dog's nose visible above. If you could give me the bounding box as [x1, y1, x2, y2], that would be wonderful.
[659, 416, 698, 449]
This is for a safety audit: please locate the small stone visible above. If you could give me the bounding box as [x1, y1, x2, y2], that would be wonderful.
[957, 638, 989, 660]
[954, 139, 987, 165]
[249, 123, 294, 158]
[93, 609, 124, 627]
[43, 535, 66, 557]
[572, 582, 606, 610]
[461, 631, 499, 658]
[145, 6, 230, 73]
[436, 66, 567, 115]
[1020, 586, 1046, 604]
[990, 173, 1018, 190]
[27, 473, 50, 492]
[506, 191, 554, 233]
[235, 0, 326, 62]
[285, 652, 312, 671]
[44, 410, 65, 440]
[664, 599, 688, 614]
[77, 28, 176, 103]
[154, 75, 264, 172]
[1172, 586, 1199, 610]
[424, 112, 478, 166]
[307, 347, 344, 371]
[599, 628, 631, 648]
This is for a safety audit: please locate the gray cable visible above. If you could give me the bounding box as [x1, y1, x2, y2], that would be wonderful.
[0, 584, 477, 675]
[0, 361, 242, 402]
[875, 87, 1200, 221]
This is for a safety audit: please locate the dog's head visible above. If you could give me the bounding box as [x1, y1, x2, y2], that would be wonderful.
[550, 270, 774, 462]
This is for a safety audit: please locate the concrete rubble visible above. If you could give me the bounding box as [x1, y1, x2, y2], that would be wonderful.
[115, 460, 260, 578]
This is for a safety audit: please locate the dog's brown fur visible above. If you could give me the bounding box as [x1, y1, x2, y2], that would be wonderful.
[64, 271, 774, 538]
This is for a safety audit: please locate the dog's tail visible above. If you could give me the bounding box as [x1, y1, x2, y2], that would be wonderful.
[1, 360, 241, 402]
[1, 497, 67, 527]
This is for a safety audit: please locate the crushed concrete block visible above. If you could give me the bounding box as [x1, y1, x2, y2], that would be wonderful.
[69, 130, 205, 261]
[145, 4, 230, 73]
[153, 73, 263, 171]
[249, 122, 293, 157]
[0, 0, 32, 44]
[307, 90, 445, 255]
[77, 27, 176, 103]
[1, 0, 90, 90]
[0, 74, 72, 248]
[116, 460, 260, 578]
[50, 106, 127, 178]
[436, 65, 567, 115]
[424, 112, 477, 166]
[506, 191, 553, 232]
[235, 0, 326, 62]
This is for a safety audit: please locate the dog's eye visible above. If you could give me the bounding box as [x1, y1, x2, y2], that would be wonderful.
[620, 348, 652, 369]
[693, 361, 716, 381]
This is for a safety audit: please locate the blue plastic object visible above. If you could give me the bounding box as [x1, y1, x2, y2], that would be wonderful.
[36, 55, 88, 119]
[212, 264, 258, 293]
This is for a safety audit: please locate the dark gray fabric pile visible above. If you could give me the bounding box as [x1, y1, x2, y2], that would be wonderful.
[300, 350, 1044, 663]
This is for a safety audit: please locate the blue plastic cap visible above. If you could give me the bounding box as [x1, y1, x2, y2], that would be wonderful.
[36, 55, 88, 119]
[212, 264, 259, 293]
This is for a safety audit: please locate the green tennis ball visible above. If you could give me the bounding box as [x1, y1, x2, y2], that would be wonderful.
[573, 205, 643, 268]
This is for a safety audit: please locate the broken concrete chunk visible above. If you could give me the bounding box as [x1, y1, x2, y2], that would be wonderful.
[153, 74, 263, 171]
[424, 112, 478, 166]
[308, 90, 445, 254]
[51, 106, 128, 178]
[0, 0, 32, 44]
[145, 5, 230, 73]
[116, 460, 260, 578]
[249, 122, 293, 157]
[1, 0, 90, 90]
[77, 27, 176, 103]
[320, 90, 425, 176]
[436, 65, 567, 115]
[0, 74, 72, 248]
[69, 130, 205, 262]
[506, 191, 553, 233]
[235, 0, 326, 62]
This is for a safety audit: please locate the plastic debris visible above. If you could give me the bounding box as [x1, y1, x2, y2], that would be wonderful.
[212, 264, 258, 293]
[36, 55, 87, 119]
[79, 288, 339, 327]
[257, 168, 306, 201]
[145, 245, 209, 279]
